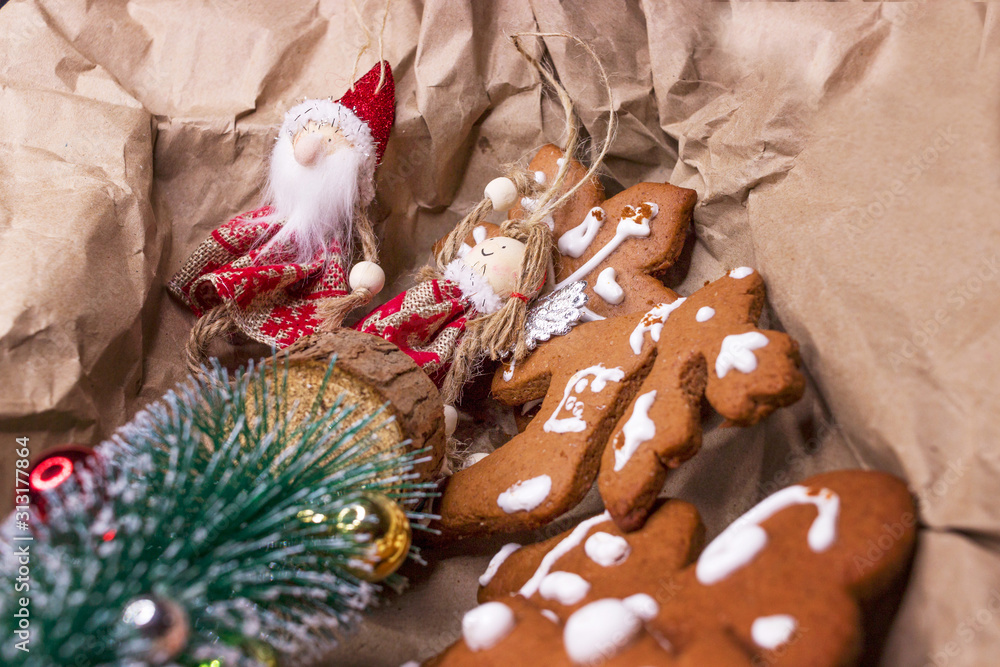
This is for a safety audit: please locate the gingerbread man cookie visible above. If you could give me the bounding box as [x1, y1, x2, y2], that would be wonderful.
[436, 268, 802, 537]
[424, 470, 915, 666]
[425, 594, 753, 666]
[433, 146, 802, 535]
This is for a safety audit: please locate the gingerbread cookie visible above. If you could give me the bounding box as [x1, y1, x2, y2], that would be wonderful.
[424, 470, 915, 666]
[435, 267, 803, 536]
[424, 594, 753, 667]
[511, 144, 696, 318]
[436, 313, 656, 536]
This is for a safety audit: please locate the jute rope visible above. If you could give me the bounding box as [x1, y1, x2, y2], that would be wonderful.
[185, 304, 233, 378]
[349, 0, 391, 94]
[314, 209, 379, 332]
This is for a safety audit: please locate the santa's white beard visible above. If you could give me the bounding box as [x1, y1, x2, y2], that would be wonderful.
[258, 135, 363, 265]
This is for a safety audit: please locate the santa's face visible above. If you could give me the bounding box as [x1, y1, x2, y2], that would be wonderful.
[262, 120, 364, 263]
[463, 237, 526, 299]
[292, 121, 351, 166]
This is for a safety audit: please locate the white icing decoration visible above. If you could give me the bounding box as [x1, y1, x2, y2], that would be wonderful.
[539, 571, 591, 605]
[696, 485, 840, 585]
[613, 390, 657, 472]
[558, 207, 606, 258]
[520, 511, 611, 598]
[594, 267, 624, 305]
[479, 543, 522, 587]
[628, 299, 686, 354]
[503, 358, 515, 382]
[556, 157, 566, 167]
[580, 307, 605, 322]
[562, 595, 658, 664]
[751, 615, 798, 649]
[498, 475, 552, 513]
[462, 602, 516, 651]
[473, 225, 488, 244]
[541, 609, 560, 623]
[534, 170, 546, 184]
[623, 593, 659, 621]
[730, 266, 754, 279]
[715, 332, 769, 378]
[520, 196, 555, 230]
[555, 203, 659, 289]
[584, 532, 631, 567]
[543, 366, 625, 434]
[696, 306, 715, 322]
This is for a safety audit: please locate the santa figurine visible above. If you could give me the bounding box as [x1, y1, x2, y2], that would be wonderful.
[169, 61, 395, 371]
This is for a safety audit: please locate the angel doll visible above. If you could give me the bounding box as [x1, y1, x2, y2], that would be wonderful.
[353, 175, 556, 407]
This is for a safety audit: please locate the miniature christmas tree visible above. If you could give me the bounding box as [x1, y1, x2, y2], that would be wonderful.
[1, 356, 435, 666]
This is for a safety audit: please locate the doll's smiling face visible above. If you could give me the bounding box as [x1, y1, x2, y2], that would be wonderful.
[462, 236, 527, 299]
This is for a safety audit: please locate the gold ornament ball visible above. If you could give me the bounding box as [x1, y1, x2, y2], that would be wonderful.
[334, 491, 411, 582]
[241, 638, 279, 667]
[196, 636, 278, 667]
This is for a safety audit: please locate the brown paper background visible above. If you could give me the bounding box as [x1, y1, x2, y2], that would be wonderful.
[2, 1, 998, 665]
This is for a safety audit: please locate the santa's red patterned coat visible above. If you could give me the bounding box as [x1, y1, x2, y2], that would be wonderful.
[168, 206, 350, 348]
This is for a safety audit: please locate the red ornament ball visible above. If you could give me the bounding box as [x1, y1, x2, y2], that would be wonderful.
[25, 445, 98, 520]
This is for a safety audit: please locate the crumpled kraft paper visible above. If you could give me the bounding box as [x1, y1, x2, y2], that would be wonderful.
[0, 0, 158, 523]
[1, 0, 998, 665]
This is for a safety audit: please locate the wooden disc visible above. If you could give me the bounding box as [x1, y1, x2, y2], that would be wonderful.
[282, 328, 446, 483]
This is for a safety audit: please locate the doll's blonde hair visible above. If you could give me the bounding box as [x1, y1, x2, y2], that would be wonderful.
[425, 32, 617, 405]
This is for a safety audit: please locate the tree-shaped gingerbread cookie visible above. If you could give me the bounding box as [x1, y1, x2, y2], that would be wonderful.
[435, 146, 804, 537]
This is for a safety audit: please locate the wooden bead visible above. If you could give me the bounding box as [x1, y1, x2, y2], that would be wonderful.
[484, 177, 519, 212]
[466, 452, 489, 466]
[349, 261, 385, 294]
[444, 404, 458, 437]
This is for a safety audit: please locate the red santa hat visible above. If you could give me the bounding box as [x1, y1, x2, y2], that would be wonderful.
[280, 61, 396, 204]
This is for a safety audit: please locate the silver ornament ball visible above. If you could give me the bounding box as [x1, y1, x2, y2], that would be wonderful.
[122, 595, 190, 664]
